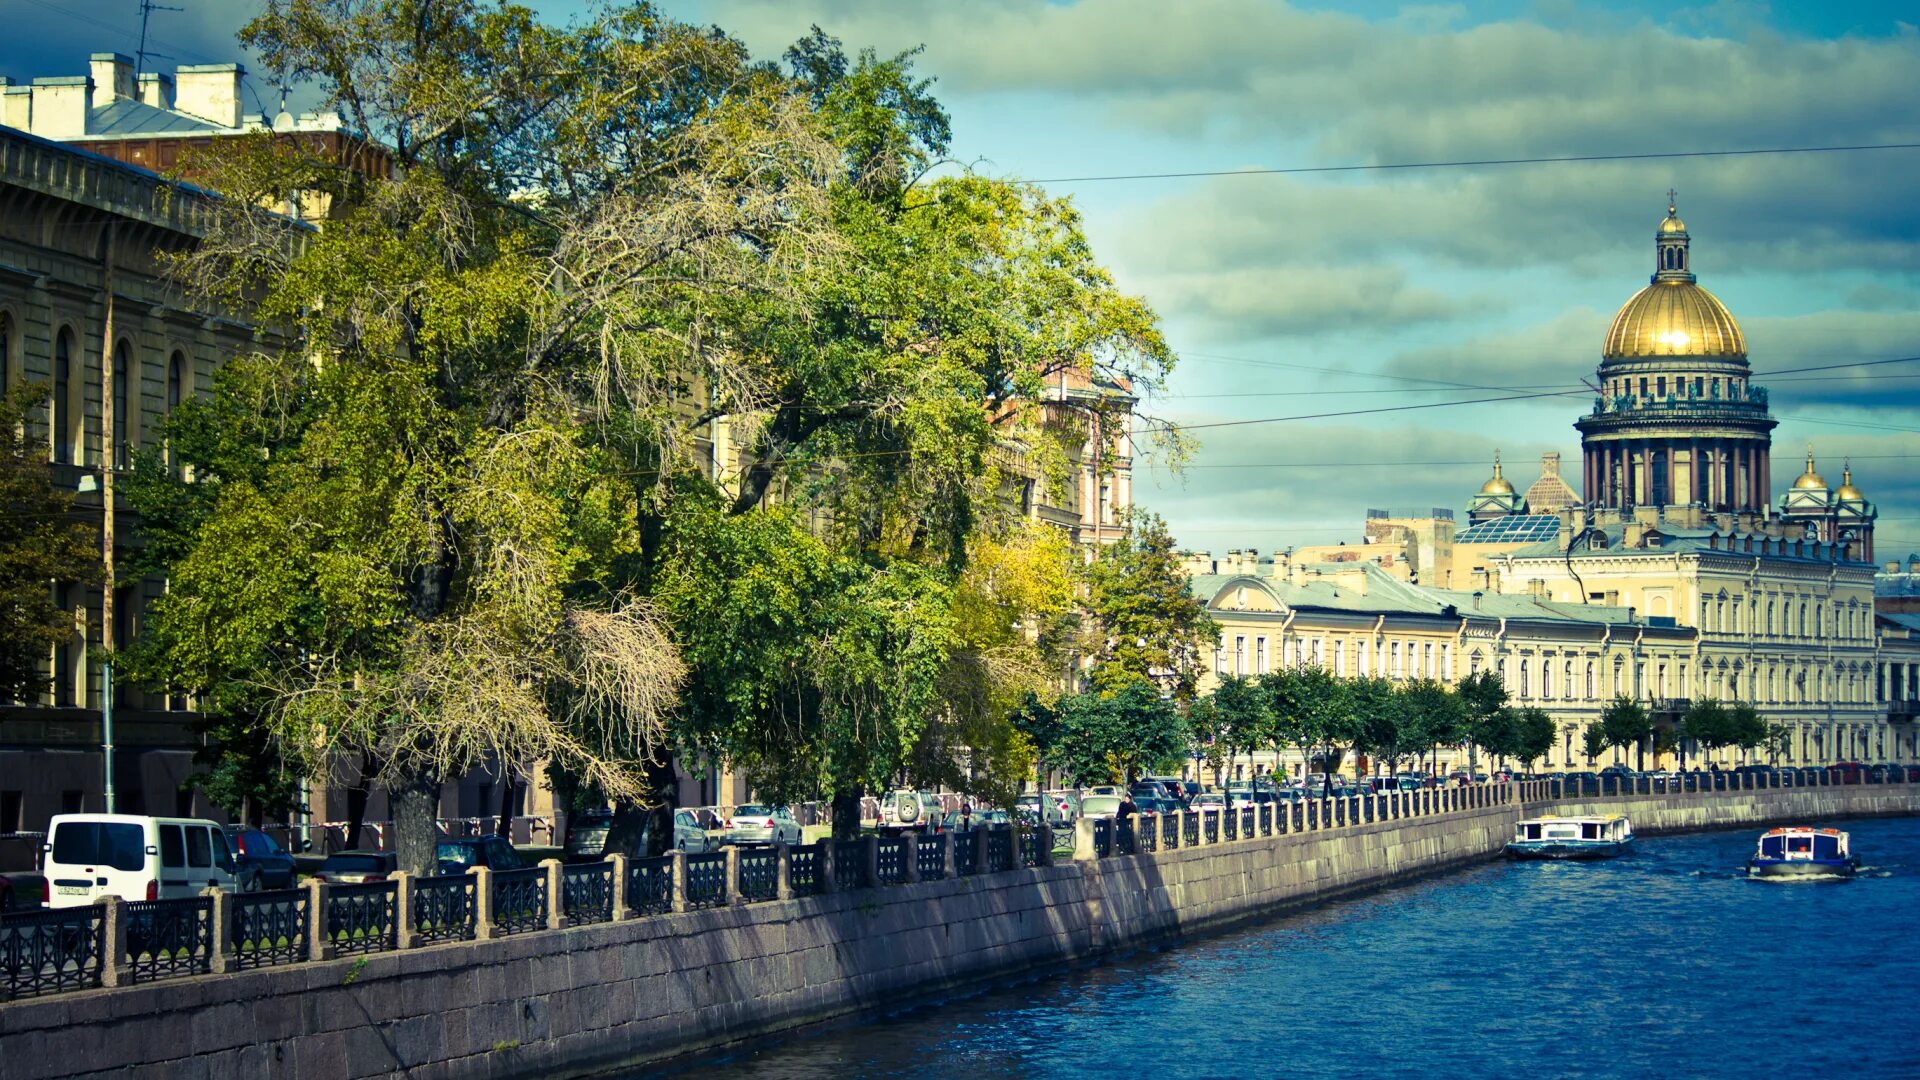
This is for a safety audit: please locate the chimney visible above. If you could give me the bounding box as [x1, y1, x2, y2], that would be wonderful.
[1540, 451, 1561, 477]
[137, 72, 174, 110]
[90, 52, 134, 107]
[173, 63, 245, 128]
[29, 76, 91, 138]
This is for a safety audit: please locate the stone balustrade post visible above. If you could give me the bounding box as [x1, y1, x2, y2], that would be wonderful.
[725, 845, 744, 906]
[306, 879, 335, 962]
[1036, 825, 1055, 866]
[669, 851, 689, 913]
[609, 854, 634, 919]
[1072, 817, 1097, 860]
[471, 866, 498, 938]
[941, 832, 958, 876]
[817, 840, 837, 894]
[862, 836, 879, 888]
[97, 895, 131, 988]
[776, 843, 794, 900]
[973, 826, 990, 871]
[542, 858, 564, 930]
[391, 872, 418, 949]
[902, 833, 921, 884]
[206, 886, 235, 973]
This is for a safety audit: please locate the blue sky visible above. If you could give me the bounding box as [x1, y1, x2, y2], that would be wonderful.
[8, 1, 1919, 557]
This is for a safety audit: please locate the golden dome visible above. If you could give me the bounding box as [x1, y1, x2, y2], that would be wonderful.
[1603, 281, 1747, 360]
[1836, 461, 1864, 501]
[1479, 453, 1514, 495]
[1792, 449, 1827, 491]
[1659, 214, 1687, 235]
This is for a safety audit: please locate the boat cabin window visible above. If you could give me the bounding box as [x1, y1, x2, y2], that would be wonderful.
[1760, 836, 1785, 858]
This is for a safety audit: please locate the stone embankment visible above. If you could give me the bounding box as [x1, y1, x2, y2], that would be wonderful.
[4, 781, 1916, 1079]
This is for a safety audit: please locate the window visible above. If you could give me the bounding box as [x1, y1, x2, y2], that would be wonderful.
[0, 790, 20, 834]
[1234, 636, 1247, 675]
[52, 584, 75, 708]
[50, 821, 143, 871]
[185, 826, 212, 868]
[1519, 660, 1530, 699]
[0, 311, 11, 389]
[60, 790, 84, 814]
[166, 352, 185, 469]
[1255, 636, 1268, 674]
[53, 329, 74, 465]
[112, 341, 132, 468]
[160, 824, 185, 868]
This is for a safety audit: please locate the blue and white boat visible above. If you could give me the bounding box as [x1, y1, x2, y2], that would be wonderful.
[1506, 814, 1634, 860]
[1747, 827, 1857, 880]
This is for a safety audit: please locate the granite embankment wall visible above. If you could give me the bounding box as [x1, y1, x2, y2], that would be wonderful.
[6, 785, 1917, 1080]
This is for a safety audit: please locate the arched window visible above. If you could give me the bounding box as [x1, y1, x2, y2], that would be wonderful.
[52, 329, 74, 464]
[112, 340, 133, 468]
[1586, 661, 1596, 699]
[1519, 660, 1530, 699]
[0, 311, 11, 389]
[165, 351, 186, 469]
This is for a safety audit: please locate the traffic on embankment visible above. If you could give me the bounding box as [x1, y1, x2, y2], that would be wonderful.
[4, 773, 1918, 1080]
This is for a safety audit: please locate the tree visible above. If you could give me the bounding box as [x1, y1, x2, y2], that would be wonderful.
[1763, 721, 1795, 763]
[1396, 679, 1464, 777]
[1344, 676, 1402, 777]
[1599, 696, 1653, 766]
[1581, 724, 1609, 763]
[1082, 511, 1218, 700]
[1203, 675, 1270, 785]
[1513, 707, 1557, 771]
[1680, 698, 1730, 766]
[1047, 678, 1187, 785]
[0, 383, 98, 702]
[1725, 702, 1768, 760]
[1455, 670, 1509, 774]
[1264, 666, 1353, 790]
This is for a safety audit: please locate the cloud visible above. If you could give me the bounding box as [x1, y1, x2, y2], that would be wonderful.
[1142, 263, 1488, 339]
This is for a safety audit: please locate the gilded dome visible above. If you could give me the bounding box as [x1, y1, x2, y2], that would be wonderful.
[1479, 454, 1514, 496]
[1602, 281, 1747, 360]
[1792, 449, 1827, 491]
[1659, 213, 1687, 235]
[1837, 461, 1864, 501]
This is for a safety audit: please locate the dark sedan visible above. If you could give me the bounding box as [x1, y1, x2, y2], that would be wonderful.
[224, 827, 298, 891]
[436, 835, 526, 875]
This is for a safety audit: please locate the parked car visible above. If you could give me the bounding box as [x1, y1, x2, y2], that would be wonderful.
[883, 791, 948, 833]
[224, 826, 298, 892]
[1189, 792, 1227, 814]
[727, 804, 803, 846]
[0, 875, 17, 912]
[564, 808, 615, 862]
[1044, 790, 1084, 822]
[314, 850, 396, 885]
[436, 835, 526, 875]
[1563, 771, 1599, 793]
[1015, 793, 1067, 826]
[44, 814, 237, 907]
[1078, 794, 1125, 819]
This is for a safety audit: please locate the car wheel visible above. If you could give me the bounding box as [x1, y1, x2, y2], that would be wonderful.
[242, 871, 263, 893]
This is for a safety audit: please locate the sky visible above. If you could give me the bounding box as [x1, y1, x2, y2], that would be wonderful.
[8, 1, 1920, 558]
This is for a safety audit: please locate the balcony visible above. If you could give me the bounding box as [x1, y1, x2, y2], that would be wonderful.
[1648, 697, 1691, 716]
[1889, 700, 1919, 723]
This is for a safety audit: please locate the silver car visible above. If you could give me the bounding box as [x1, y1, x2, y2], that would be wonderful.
[726, 804, 802, 846]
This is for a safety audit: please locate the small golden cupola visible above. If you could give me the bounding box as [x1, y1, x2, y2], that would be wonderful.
[1836, 459, 1865, 501]
[1793, 447, 1829, 491]
[1480, 452, 1515, 495]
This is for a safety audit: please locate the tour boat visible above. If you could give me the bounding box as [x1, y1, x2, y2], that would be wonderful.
[1505, 814, 1634, 860]
[1746, 827, 1858, 880]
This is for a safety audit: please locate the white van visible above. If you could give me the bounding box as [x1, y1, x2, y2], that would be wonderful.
[43, 814, 237, 908]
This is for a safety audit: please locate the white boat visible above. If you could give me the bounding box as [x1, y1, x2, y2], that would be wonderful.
[1746, 827, 1857, 880]
[1506, 814, 1634, 860]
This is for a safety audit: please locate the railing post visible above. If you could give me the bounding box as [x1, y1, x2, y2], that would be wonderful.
[775, 843, 794, 900]
[669, 851, 689, 912]
[941, 832, 957, 876]
[902, 833, 921, 884]
[471, 866, 497, 938]
[609, 854, 633, 919]
[542, 859, 564, 930]
[97, 895, 131, 988]
[206, 886, 235, 973]
[973, 826, 990, 871]
[391, 871, 419, 949]
[306, 879, 335, 962]
[816, 840, 837, 894]
[1073, 817, 1096, 860]
[862, 836, 879, 887]
[1036, 825, 1054, 866]
[724, 845, 744, 906]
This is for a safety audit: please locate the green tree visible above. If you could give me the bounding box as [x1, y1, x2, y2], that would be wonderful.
[1455, 669, 1509, 774]
[1600, 696, 1653, 766]
[1396, 679, 1465, 777]
[1264, 666, 1353, 789]
[1048, 678, 1187, 785]
[1581, 723, 1609, 763]
[1725, 702, 1768, 759]
[1082, 511, 1218, 700]
[1514, 707, 1557, 771]
[1345, 676, 1402, 778]
[1680, 698, 1730, 766]
[1204, 675, 1271, 785]
[0, 383, 98, 701]
[1763, 721, 1795, 763]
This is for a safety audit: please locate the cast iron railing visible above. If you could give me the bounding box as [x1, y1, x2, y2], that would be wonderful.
[491, 868, 548, 935]
[1, 906, 103, 1000]
[986, 826, 1014, 872]
[737, 847, 777, 902]
[124, 897, 212, 983]
[1183, 812, 1199, 847]
[233, 889, 310, 968]
[1203, 811, 1219, 844]
[1093, 818, 1112, 858]
[916, 837, 946, 880]
[1162, 813, 1179, 849]
[1223, 808, 1238, 842]
[1241, 807, 1256, 837]
[832, 841, 866, 890]
[412, 874, 476, 944]
[560, 862, 613, 926]
[1116, 818, 1137, 855]
[1137, 815, 1158, 853]
[1017, 826, 1043, 866]
[875, 837, 908, 884]
[626, 855, 673, 916]
[684, 852, 728, 908]
[325, 881, 398, 956]
[789, 846, 821, 896]
[953, 834, 978, 876]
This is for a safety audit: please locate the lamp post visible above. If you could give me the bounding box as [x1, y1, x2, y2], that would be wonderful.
[75, 472, 114, 814]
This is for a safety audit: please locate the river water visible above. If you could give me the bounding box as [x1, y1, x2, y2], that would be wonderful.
[659, 816, 1920, 1079]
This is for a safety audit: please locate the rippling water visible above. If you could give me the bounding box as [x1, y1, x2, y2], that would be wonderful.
[657, 817, 1920, 1079]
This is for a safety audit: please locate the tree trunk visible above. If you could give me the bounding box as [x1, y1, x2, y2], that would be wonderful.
[831, 787, 864, 841]
[344, 754, 372, 852]
[495, 774, 518, 839]
[392, 773, 442, 878]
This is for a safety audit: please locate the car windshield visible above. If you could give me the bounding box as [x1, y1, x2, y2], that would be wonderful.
[323, 853, 388, 872]
[1081, 796, 1122, 815]
[434, 843, 478, 868]
[734, 806, 771, 817]
[51, 821, 146, 871]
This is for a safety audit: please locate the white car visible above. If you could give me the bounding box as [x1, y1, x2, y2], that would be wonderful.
[1015, 793, 1067, 826]
[672, 809, 716, 853]
[1078, 794, 1124, 820]
[44, 814, 237, 907]
[726, 804, 802, 846]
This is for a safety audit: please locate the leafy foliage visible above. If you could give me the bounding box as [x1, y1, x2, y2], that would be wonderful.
[1082, 511, 1218, 699]
[0, 384, 99, 701]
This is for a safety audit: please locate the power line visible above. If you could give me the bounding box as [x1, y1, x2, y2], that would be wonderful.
[1028, 142, 1920, 185]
